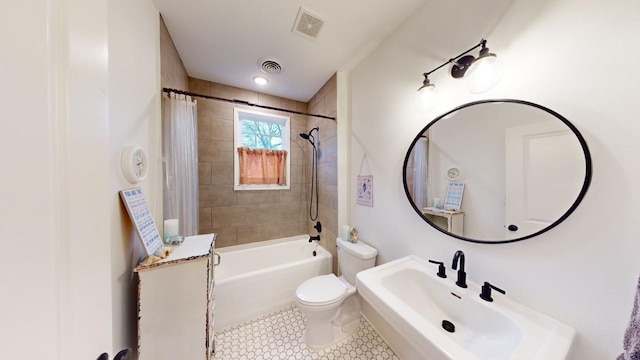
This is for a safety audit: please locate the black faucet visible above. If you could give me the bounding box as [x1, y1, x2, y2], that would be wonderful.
[309, 235, 320, 242]
[451, 250, 467, 288]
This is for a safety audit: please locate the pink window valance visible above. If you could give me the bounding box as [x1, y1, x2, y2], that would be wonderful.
[237, 147, 287, 185]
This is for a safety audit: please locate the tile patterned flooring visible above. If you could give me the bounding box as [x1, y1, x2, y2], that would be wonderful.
[213, 306, 400, 360]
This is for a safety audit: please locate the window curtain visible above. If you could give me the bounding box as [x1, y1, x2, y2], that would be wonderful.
[163, 92, 198, 236]
[412, 138, 429, 208]
[237, 147, 287, 185]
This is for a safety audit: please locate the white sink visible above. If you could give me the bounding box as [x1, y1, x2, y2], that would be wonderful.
[356, 255, 575, 360]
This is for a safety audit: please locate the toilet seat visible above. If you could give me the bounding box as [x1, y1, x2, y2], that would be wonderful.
[295, 274, 347, 307]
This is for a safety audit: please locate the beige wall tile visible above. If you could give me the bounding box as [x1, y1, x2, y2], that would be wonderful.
[319, 136, 337, 164]
[199, 207, 212, 231]
[257, 203, 301, 223]
[211, 205, 260, 227]
[209, 227, 237, 248]
[199, 184, 236, 207]
[257, 93, 283, 108]
[198, 162, 212, 185]
[291, 114, 308, 127]
[236, 221, 302, 244]
[198, 98, 234, 119]
[289, 141, 306, 166]
[211, 82, 259, 104]
[210, 117, 233, 141]
[199, 139, 233, 163]
[319, 119, 337, 141]
[211, 163, 234, 185]
[279, 183, 303, 204]
[236, 225, 277, 244]
[281, 98, 299, 112]
[160, 17, 189, 91]
[236, 190, 279, 206]
[189, 77, 212, 96]
[296, 101, 308, 113]
[198, 116, 212, 139]
[289, 165, 303, 185]
[308, 94, 321, 114]
[324, 87, 337, 115]
[324, 184, 338, 210]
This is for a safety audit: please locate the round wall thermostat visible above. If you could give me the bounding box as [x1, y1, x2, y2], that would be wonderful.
[121, 145, 148, 184]
[446, 166, 462, 181]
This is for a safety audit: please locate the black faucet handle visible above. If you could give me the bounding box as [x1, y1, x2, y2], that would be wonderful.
[428, 260, 447, 278]
[479, 281, 506, 302]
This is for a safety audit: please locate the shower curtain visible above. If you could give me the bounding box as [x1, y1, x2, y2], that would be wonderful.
[413, 138, 428, 209]
[163, 92, 198, 236]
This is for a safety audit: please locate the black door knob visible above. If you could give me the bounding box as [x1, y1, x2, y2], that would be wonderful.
[508, 224, 518, 231]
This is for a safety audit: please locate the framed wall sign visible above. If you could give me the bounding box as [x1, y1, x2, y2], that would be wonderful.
[357, 175, 373, 207]
[119, 188, 163, 256]
[444, 182, 465, 211]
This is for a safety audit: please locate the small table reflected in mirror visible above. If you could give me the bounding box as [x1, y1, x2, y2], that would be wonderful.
[421, 207, 464, 236]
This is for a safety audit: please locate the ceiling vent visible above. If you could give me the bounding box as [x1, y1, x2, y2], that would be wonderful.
[292, 7, 325, 40]
[258, 58, 282, 74]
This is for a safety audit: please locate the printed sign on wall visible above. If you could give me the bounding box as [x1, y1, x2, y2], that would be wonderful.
[119, 188, 163, 256]
[357, 175, 373, 207]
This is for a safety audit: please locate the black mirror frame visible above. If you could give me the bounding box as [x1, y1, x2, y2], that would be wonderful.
[402, 99, 593, 244]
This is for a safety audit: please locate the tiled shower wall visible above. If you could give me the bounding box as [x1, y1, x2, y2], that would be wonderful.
[191, 78, 313, 247]
[306, 75, 339, 270]
[159, 16, 338, 261]
[159, 17, 188, 91]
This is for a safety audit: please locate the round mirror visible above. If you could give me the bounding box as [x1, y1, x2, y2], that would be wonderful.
[403, 99, 592, 244]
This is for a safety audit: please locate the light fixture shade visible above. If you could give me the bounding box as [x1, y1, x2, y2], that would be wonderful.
[416, 84, 437, 113]
[253, 76, 269, 85]
[464, 54, 504, 94]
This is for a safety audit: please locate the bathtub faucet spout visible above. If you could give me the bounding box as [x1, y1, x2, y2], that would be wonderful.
[309, 235, 321, 242]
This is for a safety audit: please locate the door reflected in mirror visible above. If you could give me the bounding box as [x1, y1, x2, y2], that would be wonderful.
[403, 100, 592, 244]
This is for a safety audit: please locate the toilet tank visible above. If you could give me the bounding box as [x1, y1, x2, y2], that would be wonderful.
[337, 237, 378, 285]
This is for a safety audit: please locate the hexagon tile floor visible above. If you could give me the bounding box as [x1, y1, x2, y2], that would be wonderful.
[213, 306, 400, 360]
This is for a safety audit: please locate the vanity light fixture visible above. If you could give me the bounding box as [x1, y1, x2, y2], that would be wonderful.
[417, 39, 503, 109]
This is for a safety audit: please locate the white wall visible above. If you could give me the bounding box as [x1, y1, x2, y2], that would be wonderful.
[108, 0, 162, 354]
[348, 0, 640, 358]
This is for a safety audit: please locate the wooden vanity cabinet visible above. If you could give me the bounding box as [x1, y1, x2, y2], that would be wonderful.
[135, 233, 216, 360]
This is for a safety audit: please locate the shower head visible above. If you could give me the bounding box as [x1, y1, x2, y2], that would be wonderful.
[299, 127, 319, 146]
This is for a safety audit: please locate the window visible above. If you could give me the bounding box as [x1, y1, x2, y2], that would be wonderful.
[234, 108, 290, 190]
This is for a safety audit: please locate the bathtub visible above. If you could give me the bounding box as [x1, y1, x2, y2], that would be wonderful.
[214, 235, 332, 330]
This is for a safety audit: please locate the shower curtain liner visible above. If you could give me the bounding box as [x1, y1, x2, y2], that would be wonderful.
[163, 92, 198, 237]
[413, 138, 428, 209]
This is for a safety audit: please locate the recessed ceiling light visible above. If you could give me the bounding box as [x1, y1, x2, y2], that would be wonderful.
[253, 76, 268, 85]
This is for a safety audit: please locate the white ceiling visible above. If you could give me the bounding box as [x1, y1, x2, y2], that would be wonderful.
[153, 0, 428, 102]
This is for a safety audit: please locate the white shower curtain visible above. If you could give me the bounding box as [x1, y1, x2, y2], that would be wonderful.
[163, 92, 199, 236]
[413, 138, 428, 209]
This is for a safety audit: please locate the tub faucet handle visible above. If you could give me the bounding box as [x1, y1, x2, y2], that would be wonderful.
[428, 260, 447, 278]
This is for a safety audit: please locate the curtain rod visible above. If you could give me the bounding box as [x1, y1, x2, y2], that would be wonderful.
[162, 87, 336, 121]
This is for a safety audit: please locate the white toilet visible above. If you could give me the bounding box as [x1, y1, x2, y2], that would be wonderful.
[295, 237, 377, 350]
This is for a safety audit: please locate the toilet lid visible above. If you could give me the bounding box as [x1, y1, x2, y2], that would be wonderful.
[296, 274, 346, 306]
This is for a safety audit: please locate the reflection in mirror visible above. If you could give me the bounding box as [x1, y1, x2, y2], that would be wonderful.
[403, 100, 592, 244]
